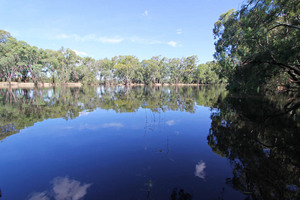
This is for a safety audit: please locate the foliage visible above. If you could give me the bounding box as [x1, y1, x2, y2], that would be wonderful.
[214, 0, 300, 93]
[113, 55, 140, 85]
[0, 30, 226, 86]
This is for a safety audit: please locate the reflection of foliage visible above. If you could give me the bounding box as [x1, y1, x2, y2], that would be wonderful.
[170, 188, 192, 200]
[208, 94, 300, 199]
[0, 86, 227, 140]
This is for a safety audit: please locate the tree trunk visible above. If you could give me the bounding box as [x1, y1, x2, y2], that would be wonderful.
[152, 77, 156, 85]
[8, 78, 12, 89]
[99, 74, 103, 85]
[125, 75, 129, 85]
[7, 76, 12, 87]
[32, 77, 39, 88]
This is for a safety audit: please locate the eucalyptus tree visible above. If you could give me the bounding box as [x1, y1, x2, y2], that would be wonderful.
[131, 63, 144, 84]
[58, 47, 78, 84]
[80, 57, 97, 84]
[214, 0, 300, 93]
[169, 58, 183, 84]
[43, 49, 60, 84]
[181, 55, 198, 84]
[204, 64, 219, 84]
[147, 56, 169, 84]
[112, 55, 140, 85]
[158, 56, 169, 84]
[194, 64, 206, 84]
[142, 57, 160, 85]
[95, 58, 113, 85]
[19, 43, 46, 87]
[0, 37, 20, 85]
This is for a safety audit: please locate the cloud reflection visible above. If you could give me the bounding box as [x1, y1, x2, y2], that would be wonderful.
[28, 177, 92, 200]
[29, 192, 49, 200]
[102, 123, 124, 128]
[195, 161, 206, 179]
[79, 111, 90, 116]
[166, 120, 175, 126]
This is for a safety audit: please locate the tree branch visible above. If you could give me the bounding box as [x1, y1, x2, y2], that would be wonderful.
[268, 22, 300, 32]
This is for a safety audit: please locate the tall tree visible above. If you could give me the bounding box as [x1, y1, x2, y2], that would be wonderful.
[181, 55, 198, 84]
[214, 0, 300, 93]
[0, 37, 21, 85]
[79, 57, 97, 84]
[169, 58, 183, 84]
[20, 44, 45, 87]
[142, 57, 160, 85]
[43, 49, 60, 84]
[95, 58, 113, 85]
[58, 47, 78, 84]
[194, 64, 206, 84]
[113, 55, 140, 85]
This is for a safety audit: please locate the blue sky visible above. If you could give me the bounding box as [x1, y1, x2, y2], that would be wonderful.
[1, 0, 243, 62]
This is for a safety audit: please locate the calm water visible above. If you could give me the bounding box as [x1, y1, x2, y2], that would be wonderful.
[0, 86, 299, 200]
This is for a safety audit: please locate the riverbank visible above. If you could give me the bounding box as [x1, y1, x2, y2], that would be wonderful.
[0, 82, 82, 88]
[0, 82, 214, 88]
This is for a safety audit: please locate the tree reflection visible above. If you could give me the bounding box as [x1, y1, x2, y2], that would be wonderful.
[208, 94, 300, 199]
[0, 85, 227, 141]
[170, 188, 192, 200]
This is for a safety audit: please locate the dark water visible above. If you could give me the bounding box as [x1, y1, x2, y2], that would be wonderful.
[0, 86, 299, 200]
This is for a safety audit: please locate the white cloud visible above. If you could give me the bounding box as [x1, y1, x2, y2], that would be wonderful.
[28, 177, 92, 200]
[98, 37, 123, 43]
[168, 41, 178, 47]
[53, 33, 124, 44]
[129, 36, 162, 45]
[177, 29, 182, 35]
[195, 161, 206, 179]
[55, 33, 69, 39]
[102, 123, 124, 128]
[166, 120, 175, 126]
[73, 50, 88, 57]
[143, 10, 149, 16]
[53, 33, 179, 47]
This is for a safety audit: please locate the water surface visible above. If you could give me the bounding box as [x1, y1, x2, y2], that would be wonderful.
[0, 86, 299, 199]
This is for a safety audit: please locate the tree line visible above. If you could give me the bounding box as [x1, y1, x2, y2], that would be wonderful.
[0, 30, 226, 87]
[213, 0, 299, 94]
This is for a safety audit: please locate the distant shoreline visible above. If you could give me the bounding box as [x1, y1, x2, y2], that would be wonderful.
[0, 82, 215, 89]
[0, 82, 82, 88]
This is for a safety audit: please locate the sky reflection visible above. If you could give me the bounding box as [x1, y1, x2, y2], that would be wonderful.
[195, 161, 206, 179]
[28, 177, 92, 200]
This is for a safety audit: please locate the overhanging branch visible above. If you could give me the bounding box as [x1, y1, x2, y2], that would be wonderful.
[268, 22, 300, 32]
